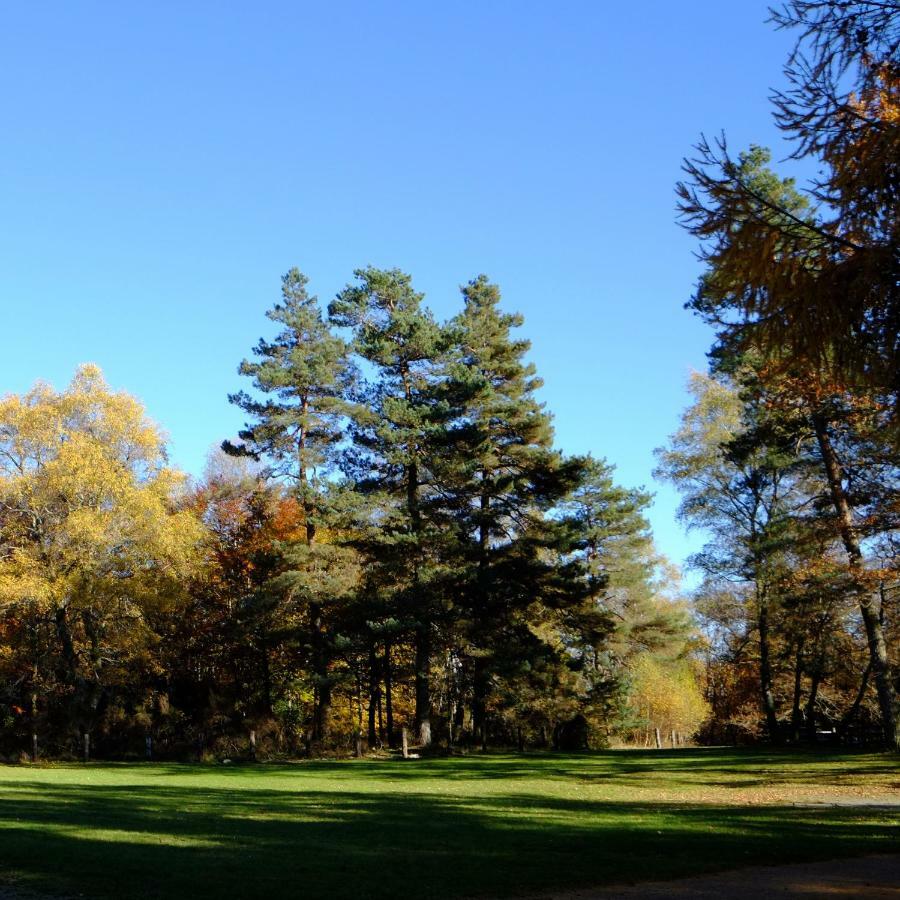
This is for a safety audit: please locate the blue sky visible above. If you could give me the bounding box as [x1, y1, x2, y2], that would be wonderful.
[1, 2, 799, 577]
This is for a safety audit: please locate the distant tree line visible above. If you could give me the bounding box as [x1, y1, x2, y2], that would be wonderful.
[0, 272, 701, 760]
[1, 0, 896, 759]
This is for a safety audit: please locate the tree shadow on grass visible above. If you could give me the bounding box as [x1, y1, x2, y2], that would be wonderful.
[0, 776, 895, 900]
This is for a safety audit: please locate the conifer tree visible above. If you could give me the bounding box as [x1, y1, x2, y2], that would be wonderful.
[226, 268, 355, 744]
[329, 267, 448, 745]
[440, 275, 582, 745]
[558, 457, 688, 668]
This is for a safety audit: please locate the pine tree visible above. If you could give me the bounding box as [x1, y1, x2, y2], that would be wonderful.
[440, 275, 582, 745]
[557, 457, 689, 685]
[226, 268, 355, 745]
[227, 268, 353, 535]
[329, 267, 448, 746]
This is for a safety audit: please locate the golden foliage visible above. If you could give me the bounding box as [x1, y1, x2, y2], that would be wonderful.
[628, 654, 709, 738]
[0, 364, 205, 618]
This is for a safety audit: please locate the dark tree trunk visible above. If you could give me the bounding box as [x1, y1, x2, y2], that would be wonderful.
[377, 691, 384, 744]
[757, 590, 781, 744]
[414, 626, 432, 747]
[472, 485, 491, 749]
[367, 645, 380, 747]
[299, 401, 316, 546]
[812, 413, 899, 751]
[384, 642, 395, 748]
[472, 659, 489, 749]
[454, 697, 465, 736]
[259, 636, 273, 716]
[805, 670, 822, 744]
[314, 681, 332, 746]
[838, 661, 872, 739]
[790, 639, 805, 744]
[54, 605, 79, 685]
[54, 604, 102, 736]
[30, 660, 39, 763]
[406, 446, 432, 748]
[300, 428, 330, 747]
[310, 603, 331, 746]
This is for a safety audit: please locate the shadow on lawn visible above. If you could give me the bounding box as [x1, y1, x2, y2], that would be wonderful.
[0, 775, 895, 900]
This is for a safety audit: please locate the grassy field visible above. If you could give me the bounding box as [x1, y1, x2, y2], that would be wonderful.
[0, 749, 897, 899]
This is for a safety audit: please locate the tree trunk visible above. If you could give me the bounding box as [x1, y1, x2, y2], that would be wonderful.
[447, 656, 455, 747]
[414, 626, 432, 747]
[472, 660, 489, 750]
[472, 485, 491, 748]
[454, 697, 465, 738]
[790, 639, 805, 744]
[30, 660, 39, 763]
[54, 605, 80, 685]
[54, 604, 101, 736]
[298, 401, 316, 546]
[838, 661, 871, 740]
[384, 643, 395, 748]
[377, 692, 384, 745]
[367, 645, 380, 747]
[805, 670, 822, 744]
[259, 637, 273, 716]
[757, 590, 781, 744]
[310, 602, 331, 747]
[812, 413, 899, 751]
[402, 395, 431, 748]
[300, 425, 330, 747]
[314, 680, 331, 747]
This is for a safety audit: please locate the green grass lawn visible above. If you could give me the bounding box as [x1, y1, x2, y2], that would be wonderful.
[0, 749, 897, 898]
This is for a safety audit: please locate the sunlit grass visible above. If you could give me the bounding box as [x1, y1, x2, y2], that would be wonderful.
[0, 749, 896, 898]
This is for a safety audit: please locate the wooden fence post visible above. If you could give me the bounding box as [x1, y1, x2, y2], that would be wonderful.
[654, 728, 661, 750]
[249, 729, 257, 761]
[83, 732, 90, 762]
[401, 727, 409, 759]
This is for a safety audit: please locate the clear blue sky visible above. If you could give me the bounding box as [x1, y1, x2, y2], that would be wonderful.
[1, 1, 798, 576]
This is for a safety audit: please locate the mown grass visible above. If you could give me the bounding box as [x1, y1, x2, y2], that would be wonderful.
[0, 748, 896, 898]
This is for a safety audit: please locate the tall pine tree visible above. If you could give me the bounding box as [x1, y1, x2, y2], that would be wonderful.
[440, 275, 581, 745]
[329, 267, 448, 746]
[226, 268, 356, 744]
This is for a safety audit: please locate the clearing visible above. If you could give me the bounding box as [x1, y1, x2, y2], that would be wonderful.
[0, 748, 896, 899]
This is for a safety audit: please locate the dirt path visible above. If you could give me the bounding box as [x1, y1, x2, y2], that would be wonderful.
[528, 854, 900, 899]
